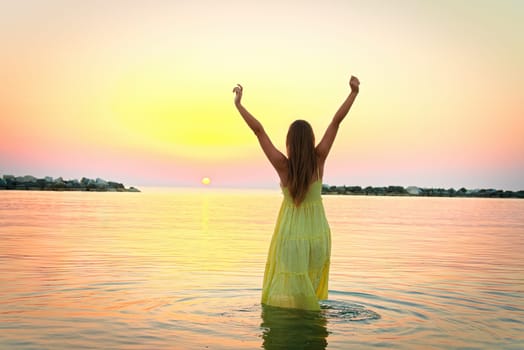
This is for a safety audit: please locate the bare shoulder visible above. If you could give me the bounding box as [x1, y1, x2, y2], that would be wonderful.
[275, 157, 288, 184]
[315, 153, 326, 180]
[315, 147, 327, 165]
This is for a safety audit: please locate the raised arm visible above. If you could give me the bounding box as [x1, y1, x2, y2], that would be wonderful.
[316, 76, 360, 162]
[233, 84, 288, 176]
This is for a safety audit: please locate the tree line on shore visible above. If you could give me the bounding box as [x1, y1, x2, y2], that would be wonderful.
[322, 185, 524, 198]
[0, 175, 140, 192]
[2, 174, 522, 198]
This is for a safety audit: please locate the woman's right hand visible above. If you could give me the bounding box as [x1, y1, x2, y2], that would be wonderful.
[350, 76, 360, 93]
[232, 84, 243, 105]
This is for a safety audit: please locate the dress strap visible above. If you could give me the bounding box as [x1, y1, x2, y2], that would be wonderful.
[316, 166, 320, 181]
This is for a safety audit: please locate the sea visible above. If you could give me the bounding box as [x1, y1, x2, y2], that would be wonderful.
[1, 188, 523, 349]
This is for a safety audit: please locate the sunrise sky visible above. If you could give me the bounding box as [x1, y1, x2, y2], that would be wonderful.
[1, 0, 523, 189]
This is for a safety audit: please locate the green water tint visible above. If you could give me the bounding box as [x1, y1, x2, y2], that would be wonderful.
[261, 302, 380, 350]
[261, 305, 329, 350]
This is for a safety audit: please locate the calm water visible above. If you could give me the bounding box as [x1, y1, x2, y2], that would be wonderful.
[1, 188, 524, 349]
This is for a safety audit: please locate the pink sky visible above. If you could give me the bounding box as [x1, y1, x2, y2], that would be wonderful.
[1, 1, 523, 189]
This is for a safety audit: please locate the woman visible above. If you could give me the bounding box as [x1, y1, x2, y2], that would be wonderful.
[233, 76, 360, 310]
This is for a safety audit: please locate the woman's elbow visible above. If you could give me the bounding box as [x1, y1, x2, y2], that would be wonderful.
[252, 124, 264, 136]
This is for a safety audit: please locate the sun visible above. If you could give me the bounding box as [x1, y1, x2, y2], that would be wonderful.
[201, 177, 211, 186]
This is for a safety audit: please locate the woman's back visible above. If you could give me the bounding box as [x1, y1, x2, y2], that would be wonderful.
[281, 178, 323, 206]
[263, 178, 331, 311]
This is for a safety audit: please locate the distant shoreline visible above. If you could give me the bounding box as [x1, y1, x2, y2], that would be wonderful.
[0, 175, 140, 192]
[2, 174, 522, 198]
[322, 185, 524, 199]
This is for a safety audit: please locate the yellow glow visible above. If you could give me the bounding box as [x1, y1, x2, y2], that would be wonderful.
[108, 61, 255, 160]
[2, 1, 523, 188]
[201, 177, 211, 185]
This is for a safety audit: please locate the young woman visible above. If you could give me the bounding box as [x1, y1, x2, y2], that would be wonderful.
[233, 76, 360, 310]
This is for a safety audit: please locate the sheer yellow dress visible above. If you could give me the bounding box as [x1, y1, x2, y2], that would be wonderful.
[261, 178, 331, 311]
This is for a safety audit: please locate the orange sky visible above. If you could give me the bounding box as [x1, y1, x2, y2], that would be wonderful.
[1, 0, 523, 189]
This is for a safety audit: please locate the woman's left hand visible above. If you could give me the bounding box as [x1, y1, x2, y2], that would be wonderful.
[232, 84, 243, 105]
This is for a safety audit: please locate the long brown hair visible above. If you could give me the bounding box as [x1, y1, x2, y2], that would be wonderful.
[286, 120, 318, 206]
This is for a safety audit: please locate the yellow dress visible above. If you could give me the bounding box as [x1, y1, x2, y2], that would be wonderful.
[261, 179, 331, 311]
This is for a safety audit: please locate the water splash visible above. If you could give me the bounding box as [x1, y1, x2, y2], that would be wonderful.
[321, 300, 381, 322]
